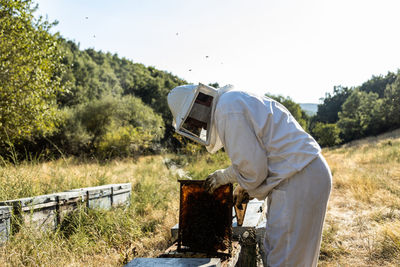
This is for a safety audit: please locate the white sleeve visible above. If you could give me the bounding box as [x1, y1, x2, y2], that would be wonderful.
[215, 112, 269, 194]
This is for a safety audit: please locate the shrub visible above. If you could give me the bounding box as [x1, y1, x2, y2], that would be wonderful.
[312, 122, 341, 147]
[96, 125, 154, 158]
[59, 95, 164, 157]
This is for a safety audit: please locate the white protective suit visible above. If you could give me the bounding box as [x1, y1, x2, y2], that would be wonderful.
[167, 84, 332, 267]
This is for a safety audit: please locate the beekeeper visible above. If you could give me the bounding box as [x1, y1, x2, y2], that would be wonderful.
[167, 83, 332, 267]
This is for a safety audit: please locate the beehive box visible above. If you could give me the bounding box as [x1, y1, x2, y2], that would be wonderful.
[178, 180, 233, 255]
[1, 194, 59, 232]
[68, 183, 131, 210]
[56, 190, 87, 223]
[0, 206, 11, 243]
[110, 183, 132, 207]
[0, 183, 132, 240]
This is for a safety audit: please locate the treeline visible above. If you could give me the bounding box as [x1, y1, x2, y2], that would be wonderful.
[1, 0, 399, 161]
[310, 72, 400, 147]
[267, 71, 400, 148]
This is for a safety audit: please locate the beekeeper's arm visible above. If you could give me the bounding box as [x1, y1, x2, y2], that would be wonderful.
[206, 111, 269, 198]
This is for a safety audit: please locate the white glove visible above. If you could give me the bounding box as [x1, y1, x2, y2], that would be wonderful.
[204, 165, 237, 193]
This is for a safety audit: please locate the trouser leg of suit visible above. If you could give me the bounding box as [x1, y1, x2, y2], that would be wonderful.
[264, 154, 332, 267]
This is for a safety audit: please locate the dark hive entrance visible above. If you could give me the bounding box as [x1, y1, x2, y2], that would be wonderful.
[178, 180, 232, 255]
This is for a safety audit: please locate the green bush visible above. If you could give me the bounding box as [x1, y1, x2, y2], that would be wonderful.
[312, 122, 341, 147]
[59, 95, 164, 157]
[337, 90, 386, 142]
[97, 125, 153, 158]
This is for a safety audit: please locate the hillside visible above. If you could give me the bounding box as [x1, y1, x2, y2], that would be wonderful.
[319, 128, 400, 266]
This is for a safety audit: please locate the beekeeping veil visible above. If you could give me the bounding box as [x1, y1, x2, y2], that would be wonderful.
[168, 83, 232, 153]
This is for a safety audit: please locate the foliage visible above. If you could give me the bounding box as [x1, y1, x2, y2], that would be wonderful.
[208, 82, 220, 88]
[315, 86, 352, 124]
[171, 133, 205, 156]
[359, 72, 396, 98]
[383, 75, 400, 129]
[337, 89, 384, 142]
[313, 71, 400, 144]
[312, 122, 341, 147]
[58, 39, 186, 138]
[96, 125, 154, 158]
[59, 95, 164, 158]
[3, 0, 400, 157]
[265, 94, 309, 131]
[0, 0, 64, 146]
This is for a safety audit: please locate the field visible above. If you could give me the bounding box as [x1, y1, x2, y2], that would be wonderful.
[319, 129, 400, 266]
[0, 130, 399, 266]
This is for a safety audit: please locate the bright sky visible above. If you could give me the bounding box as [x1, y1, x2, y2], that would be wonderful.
[36, 0, 400, 103]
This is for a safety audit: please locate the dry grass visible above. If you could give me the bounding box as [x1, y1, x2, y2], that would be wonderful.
[0, 129, 399, 266]
[0, 155, 181, 266]
[319, 129, 400, 266]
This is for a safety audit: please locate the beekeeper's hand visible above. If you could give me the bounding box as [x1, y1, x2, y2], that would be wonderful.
[204, 166, 236, 193]
[233, 185, 251, 210]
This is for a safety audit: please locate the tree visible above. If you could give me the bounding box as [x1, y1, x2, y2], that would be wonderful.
[383, 75, 400, 128]
[315, 86, 352, 124]
[57, 41, 186, 143]
[337, 90, 383, 142]
[359, 72, 396, 98]
[208, 82, 220, 88]
[312, 123, 341, 147]
[0, 0, 64, 145]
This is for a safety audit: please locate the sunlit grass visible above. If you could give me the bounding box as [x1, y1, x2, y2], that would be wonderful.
[0, 129, 399, 266]
[320, 129, 400, 266]
[375, 222, 400, 262]
[0, 155, 181, 266]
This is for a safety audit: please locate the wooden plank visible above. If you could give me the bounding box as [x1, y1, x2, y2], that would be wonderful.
[23, 205, 57, 231]
[21, 201, 58, 211]
[2, 194, 60, 232]
[68, 183, 131, 210]
[158, 241, 241, 267]
[160, 241, 239, 260]
[125, 257, 221, 267]
[0, 206, 11, 220]
[236, 230, 257, 267]
[0, 206, 11, 243]
[57, 191, 87, 223]
[255, 217, 267, 266]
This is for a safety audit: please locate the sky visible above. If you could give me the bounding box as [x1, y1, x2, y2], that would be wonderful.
[36, 0, 400, 103]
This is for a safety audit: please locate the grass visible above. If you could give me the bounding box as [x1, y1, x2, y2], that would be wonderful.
[0, 129, 399, 266]
[319, 129, 400, 266]
[0, 155, 181, 266]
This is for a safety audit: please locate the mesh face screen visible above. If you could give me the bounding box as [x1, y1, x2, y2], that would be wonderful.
[195, 92, 213, 107]
[180, 92, 214, 142]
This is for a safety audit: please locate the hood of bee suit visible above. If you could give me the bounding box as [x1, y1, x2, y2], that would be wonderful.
[167, 84, 234, 154]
